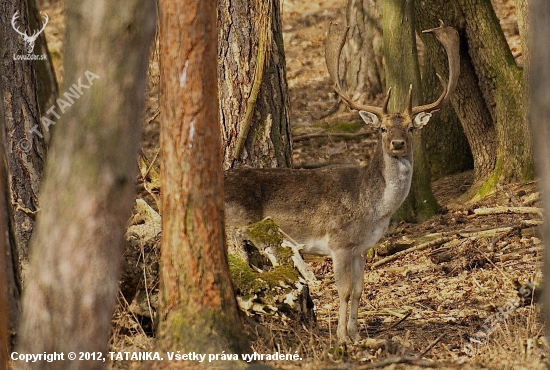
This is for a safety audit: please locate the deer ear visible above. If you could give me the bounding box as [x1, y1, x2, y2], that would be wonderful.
[359, 111, 380, 128]
[413, 112, 432, 129]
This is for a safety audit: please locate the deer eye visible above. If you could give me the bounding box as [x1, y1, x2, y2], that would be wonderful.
[408, 126, 414, 133]
[380, 127, 387, 133]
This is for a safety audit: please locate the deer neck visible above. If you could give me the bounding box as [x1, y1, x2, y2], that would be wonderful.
[372, 140, 414, 217]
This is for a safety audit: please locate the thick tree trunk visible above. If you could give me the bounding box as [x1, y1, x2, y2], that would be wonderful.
[28, 0, 59, 129]
[156, 0, 250, 363]
[418, 29, 473, 181]
[458, 0, 533, 193]
[415, 0, 530, 198]
[15, 0, 156, 367]
[218, 0, 292, 169]
[341, 0, 384, 103]
[0, 71, 9, 370]
[529, 0, 550, 341]
[383, 0, 439, 222]
[415, 3, 492, 185]
[0, 0, 47, 273]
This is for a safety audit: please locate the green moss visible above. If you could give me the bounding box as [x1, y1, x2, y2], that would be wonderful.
[157, 308, 250, 358]
[308, 121, 364, 134]
[522, 160, 535, 182]
[476, 158, 503, 200]
[247, 218, 283, 248]
[228, 254, 299, 299]
[325, 121, 364, 133]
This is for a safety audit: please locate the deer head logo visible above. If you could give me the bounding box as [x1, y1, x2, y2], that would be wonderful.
[11, 11, 48, 55]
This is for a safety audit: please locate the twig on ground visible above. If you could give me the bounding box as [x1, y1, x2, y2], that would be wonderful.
[384, 309, 412, 331]
[372, 237, 453, 268]
[468, 206, 543, 218]
[293, 160, 350, 169]
[418, 333, 445, 357]
[357, 356, 455, 369]
[293, 132, 375, 142]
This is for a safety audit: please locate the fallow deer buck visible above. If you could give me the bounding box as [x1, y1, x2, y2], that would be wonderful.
[225, 21, 459, 343]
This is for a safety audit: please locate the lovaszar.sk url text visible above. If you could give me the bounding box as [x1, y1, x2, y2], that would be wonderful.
[11, 351, 302, 363]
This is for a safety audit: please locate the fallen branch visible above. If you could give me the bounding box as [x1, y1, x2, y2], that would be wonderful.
[418, 333, 445, 357]
[458, 226, 515, 239]
[293, 132, 375, 142]
[357, 356, 455, 369]
[469, 206, 543, 218]
[294, 160, 350, 169]
[384, 309, 412, 331]
[372, 237, 453, 268]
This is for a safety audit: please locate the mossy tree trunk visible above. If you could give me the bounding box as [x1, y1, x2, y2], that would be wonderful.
[458, 0, 532, 196]
[341, 0, 384, 103]
[218, 0, 292, 169]
[382, 0, 439, 222]
[15, 0, 156, 366]
[417, 19, 473, 181]
[416, 1, 495, 189]
[529, 0, 550, 339]
[416, 0, 532, 199]
[156, 0, 250, 364]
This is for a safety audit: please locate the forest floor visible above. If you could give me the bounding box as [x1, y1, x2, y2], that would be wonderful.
[35, 0, 547, 369]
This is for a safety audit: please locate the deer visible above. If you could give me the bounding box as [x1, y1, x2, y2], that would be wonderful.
[11, 11, 49, 55]
[224, 21, 459, 343]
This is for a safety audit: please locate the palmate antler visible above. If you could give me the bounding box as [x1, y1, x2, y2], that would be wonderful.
[325, 20, 460, 117]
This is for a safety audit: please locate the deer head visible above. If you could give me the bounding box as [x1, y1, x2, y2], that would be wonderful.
[11, 11, 49, 55]
[325, 20, 460, 158]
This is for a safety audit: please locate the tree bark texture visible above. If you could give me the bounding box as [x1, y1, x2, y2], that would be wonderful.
[457, 0, 532, 188]
[415, 4, 482, 182]
[528, 0, 550, 337]
[421, 65, 473, 181]
[383, 0, 439, 222]
[156, 0, 250, 361]
[341, 0, 384, 103]
[416, 0, 531, 197]
[218, 0, 292, 169]
[27, 0, 59, 130]
[15, 0, 156, 367]
[0, 64, 10, 370]
[0, 0, 47, 270]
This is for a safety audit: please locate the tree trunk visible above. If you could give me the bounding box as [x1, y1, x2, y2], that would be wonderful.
[156, 0, 250, 364]
[415, 0, 530, 199]
[458, 0, 533, 192]
[415, 4, 488, 184]
[28, 0, 59, 132]
[0, 0, 48, 275]
[0, 70, 9, 370]
[529, 0, 550, 341]
[382, 0, 439, 222]
[421, 74, 474, 181]
[15, 0, 156, 367]
[218, 0, 292, 169]
[341, 0, 384, 103]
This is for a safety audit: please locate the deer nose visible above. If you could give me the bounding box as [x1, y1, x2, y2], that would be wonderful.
[391, 140, 405, 150]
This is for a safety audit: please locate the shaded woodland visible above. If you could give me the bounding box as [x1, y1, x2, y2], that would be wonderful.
[0, 0, 549, 369]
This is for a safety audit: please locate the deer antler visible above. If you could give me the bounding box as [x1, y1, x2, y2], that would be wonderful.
[325, 22, 390, 116]
[325, 20, 460, 117]
[412, 20, 460, 115]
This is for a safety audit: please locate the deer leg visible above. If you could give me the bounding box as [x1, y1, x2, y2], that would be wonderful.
[332, 249, 352, 343]
[347, 252, 366, 342]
